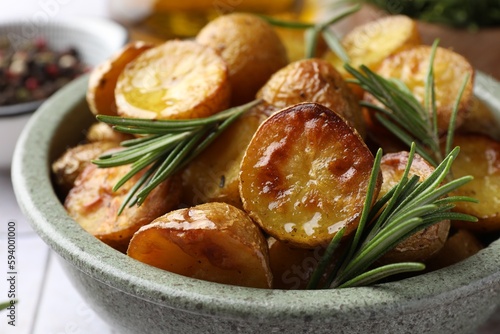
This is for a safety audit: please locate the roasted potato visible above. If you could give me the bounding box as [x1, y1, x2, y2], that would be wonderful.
[240, 103, 380, 248]
[449, 134, 500, 232]
[86, 41, 154, 116]
[115, 40, 231, 120]
[377, 151, 450, 264]
[324, 15, 421, 77]
[257, 58, 366, 137]
[425, 229, 484, 272]
[65, 163, 181, 253]
[268, 237, 329, 290]
[85, 122, 133, 143]
[196, 13, 288, 105]
[371, 45, 475, 135]
[458, 96, 500, 141]
[181, 103, 276, 208]
[127, 202, 272, 288]
[52, 141, 119, 196]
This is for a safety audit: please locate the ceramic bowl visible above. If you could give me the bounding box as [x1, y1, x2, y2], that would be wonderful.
[11, 73, 500, 334]
[0, 18, 128, 168]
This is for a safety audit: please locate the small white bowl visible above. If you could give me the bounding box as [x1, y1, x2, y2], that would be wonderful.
[0, 17, 128, 168]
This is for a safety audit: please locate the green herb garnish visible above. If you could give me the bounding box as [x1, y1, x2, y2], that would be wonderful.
[307, 144, 476, 289]
[93, 99, 262, 214]
[344, 40, 470, 167]
[358, 0, 500, 29]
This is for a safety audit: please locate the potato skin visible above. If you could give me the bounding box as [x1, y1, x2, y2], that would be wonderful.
[425, 229, 484, 272]
[127, 202, 272, 289]
[52, 141, 119, 196]
[196, 13, 288, 106]
[257, 58, 365, 138]
[240, 102, 380, 248]
[181, 103, 276, 208]
[268, 237, 324, 290]
[377, 151, 450, 263]
[449, 134, 500, 232]
[86, 41, 154, 116]
[65, 163, 181, 253]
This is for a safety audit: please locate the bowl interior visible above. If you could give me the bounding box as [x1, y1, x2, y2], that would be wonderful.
[11, 73, 500, 321]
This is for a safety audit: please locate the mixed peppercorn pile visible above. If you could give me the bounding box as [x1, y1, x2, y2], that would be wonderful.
[0, 37, 88, 106]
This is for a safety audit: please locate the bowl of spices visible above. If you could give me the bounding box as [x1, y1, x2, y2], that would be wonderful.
[0, 17, 127, 168]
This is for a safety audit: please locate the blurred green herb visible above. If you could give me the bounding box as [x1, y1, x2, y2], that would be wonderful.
[356, 0, 500, 29]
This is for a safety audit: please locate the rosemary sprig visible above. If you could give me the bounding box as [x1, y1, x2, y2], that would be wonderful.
[344, 40, 470, 167]
[93, 99, 262, 214]
[308, 144, 477, 289]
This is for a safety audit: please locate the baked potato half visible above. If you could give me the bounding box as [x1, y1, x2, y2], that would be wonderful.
[87, 41, 154, 116]
[196, 13, 288, 105]
[449, 134, 500, 232]
[240, 102, 380, 248]
[52, 141, 119, 196]
[257, 58, 365, 137]
[115, 40, 231, 120]
[377, 151, 450, 264]
[370, 45, 474, 135]
[65, 163, 181, 253]
[127, 202, 272, 288]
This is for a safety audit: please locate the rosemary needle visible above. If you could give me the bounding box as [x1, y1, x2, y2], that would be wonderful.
[93, 99, 262, 214]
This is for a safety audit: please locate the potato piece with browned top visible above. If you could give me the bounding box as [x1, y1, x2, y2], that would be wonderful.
[257, 58, 365, 137]
[181, 103, 276, 209]
[115, 40, 231, 120]
[240, 103, 380, 248]
[127, 202, 272, 289]
[377, 151, 450, 264]
[87, 41, 154, 116]
[52, 141, 119, 196]
[449, 134, 500, 232]
[371, 45, 474, 135]
[65, 163, 181, 253]
[324, 15, 421, 77]
[196, 13, 288, 106]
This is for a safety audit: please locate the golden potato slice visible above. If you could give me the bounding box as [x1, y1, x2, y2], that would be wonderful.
[324, 15, 421, 76]
[257, 58, 365, 137]
[52, 141, 119, 196]
[425, 229, 484, 272]
[86, 122, 133, 143]
[372, 45, 474, 135]
[268, 237, 325, 290]
[181, 103, 276, 209]
[65, 163, 181, 253]
[196, 13, 288, 105]
[87, 41, 154, 116]
[127, 202, 272, 289]
[115, 40, 231, 120]
[458, 97, 500, 141]
[449, 134, 500, 232]
[240, 103, 380, 248]
[377, 151, 450, 264]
